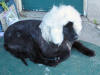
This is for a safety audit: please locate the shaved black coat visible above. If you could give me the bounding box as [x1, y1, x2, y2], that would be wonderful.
[4, 20, 95, 66]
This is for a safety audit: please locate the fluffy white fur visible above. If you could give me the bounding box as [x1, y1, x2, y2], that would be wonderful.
[39, 5, 82, 45]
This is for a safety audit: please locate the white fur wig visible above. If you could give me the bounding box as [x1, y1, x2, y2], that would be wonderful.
[39, 5, 82, 45]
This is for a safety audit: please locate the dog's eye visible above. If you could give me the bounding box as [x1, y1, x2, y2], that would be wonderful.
[67, 21, 73, 27]
[67, 21, 73, 25]
[64, 21, 73, 28]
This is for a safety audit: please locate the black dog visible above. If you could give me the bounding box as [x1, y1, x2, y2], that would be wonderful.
[4, 20, 95, 66]
[4, 5, 95, 66]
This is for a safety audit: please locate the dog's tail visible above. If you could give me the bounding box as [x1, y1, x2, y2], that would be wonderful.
[72, 41, 95, 57]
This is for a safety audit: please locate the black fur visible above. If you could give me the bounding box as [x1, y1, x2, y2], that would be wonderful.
[4, 20, 95, 66]
[72, 41, 95, 57]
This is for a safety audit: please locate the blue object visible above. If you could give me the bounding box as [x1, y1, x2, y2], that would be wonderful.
[22, 0, 83, 14]
[0, 6, 4, 13]
[0, 0, 13, 13]
[0, 0, 18, 13]
[0, 21, 2, 32]
[0, 0, 19, 31]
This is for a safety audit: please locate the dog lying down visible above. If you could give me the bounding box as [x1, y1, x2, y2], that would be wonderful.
[4, 5, 95, 66]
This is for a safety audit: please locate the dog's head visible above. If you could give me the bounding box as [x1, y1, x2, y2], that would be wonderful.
[39, 5, 82, 46]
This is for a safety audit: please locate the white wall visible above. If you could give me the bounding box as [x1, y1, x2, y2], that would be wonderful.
[87, 0, 100, 23]
[14, 0, 22, 12]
